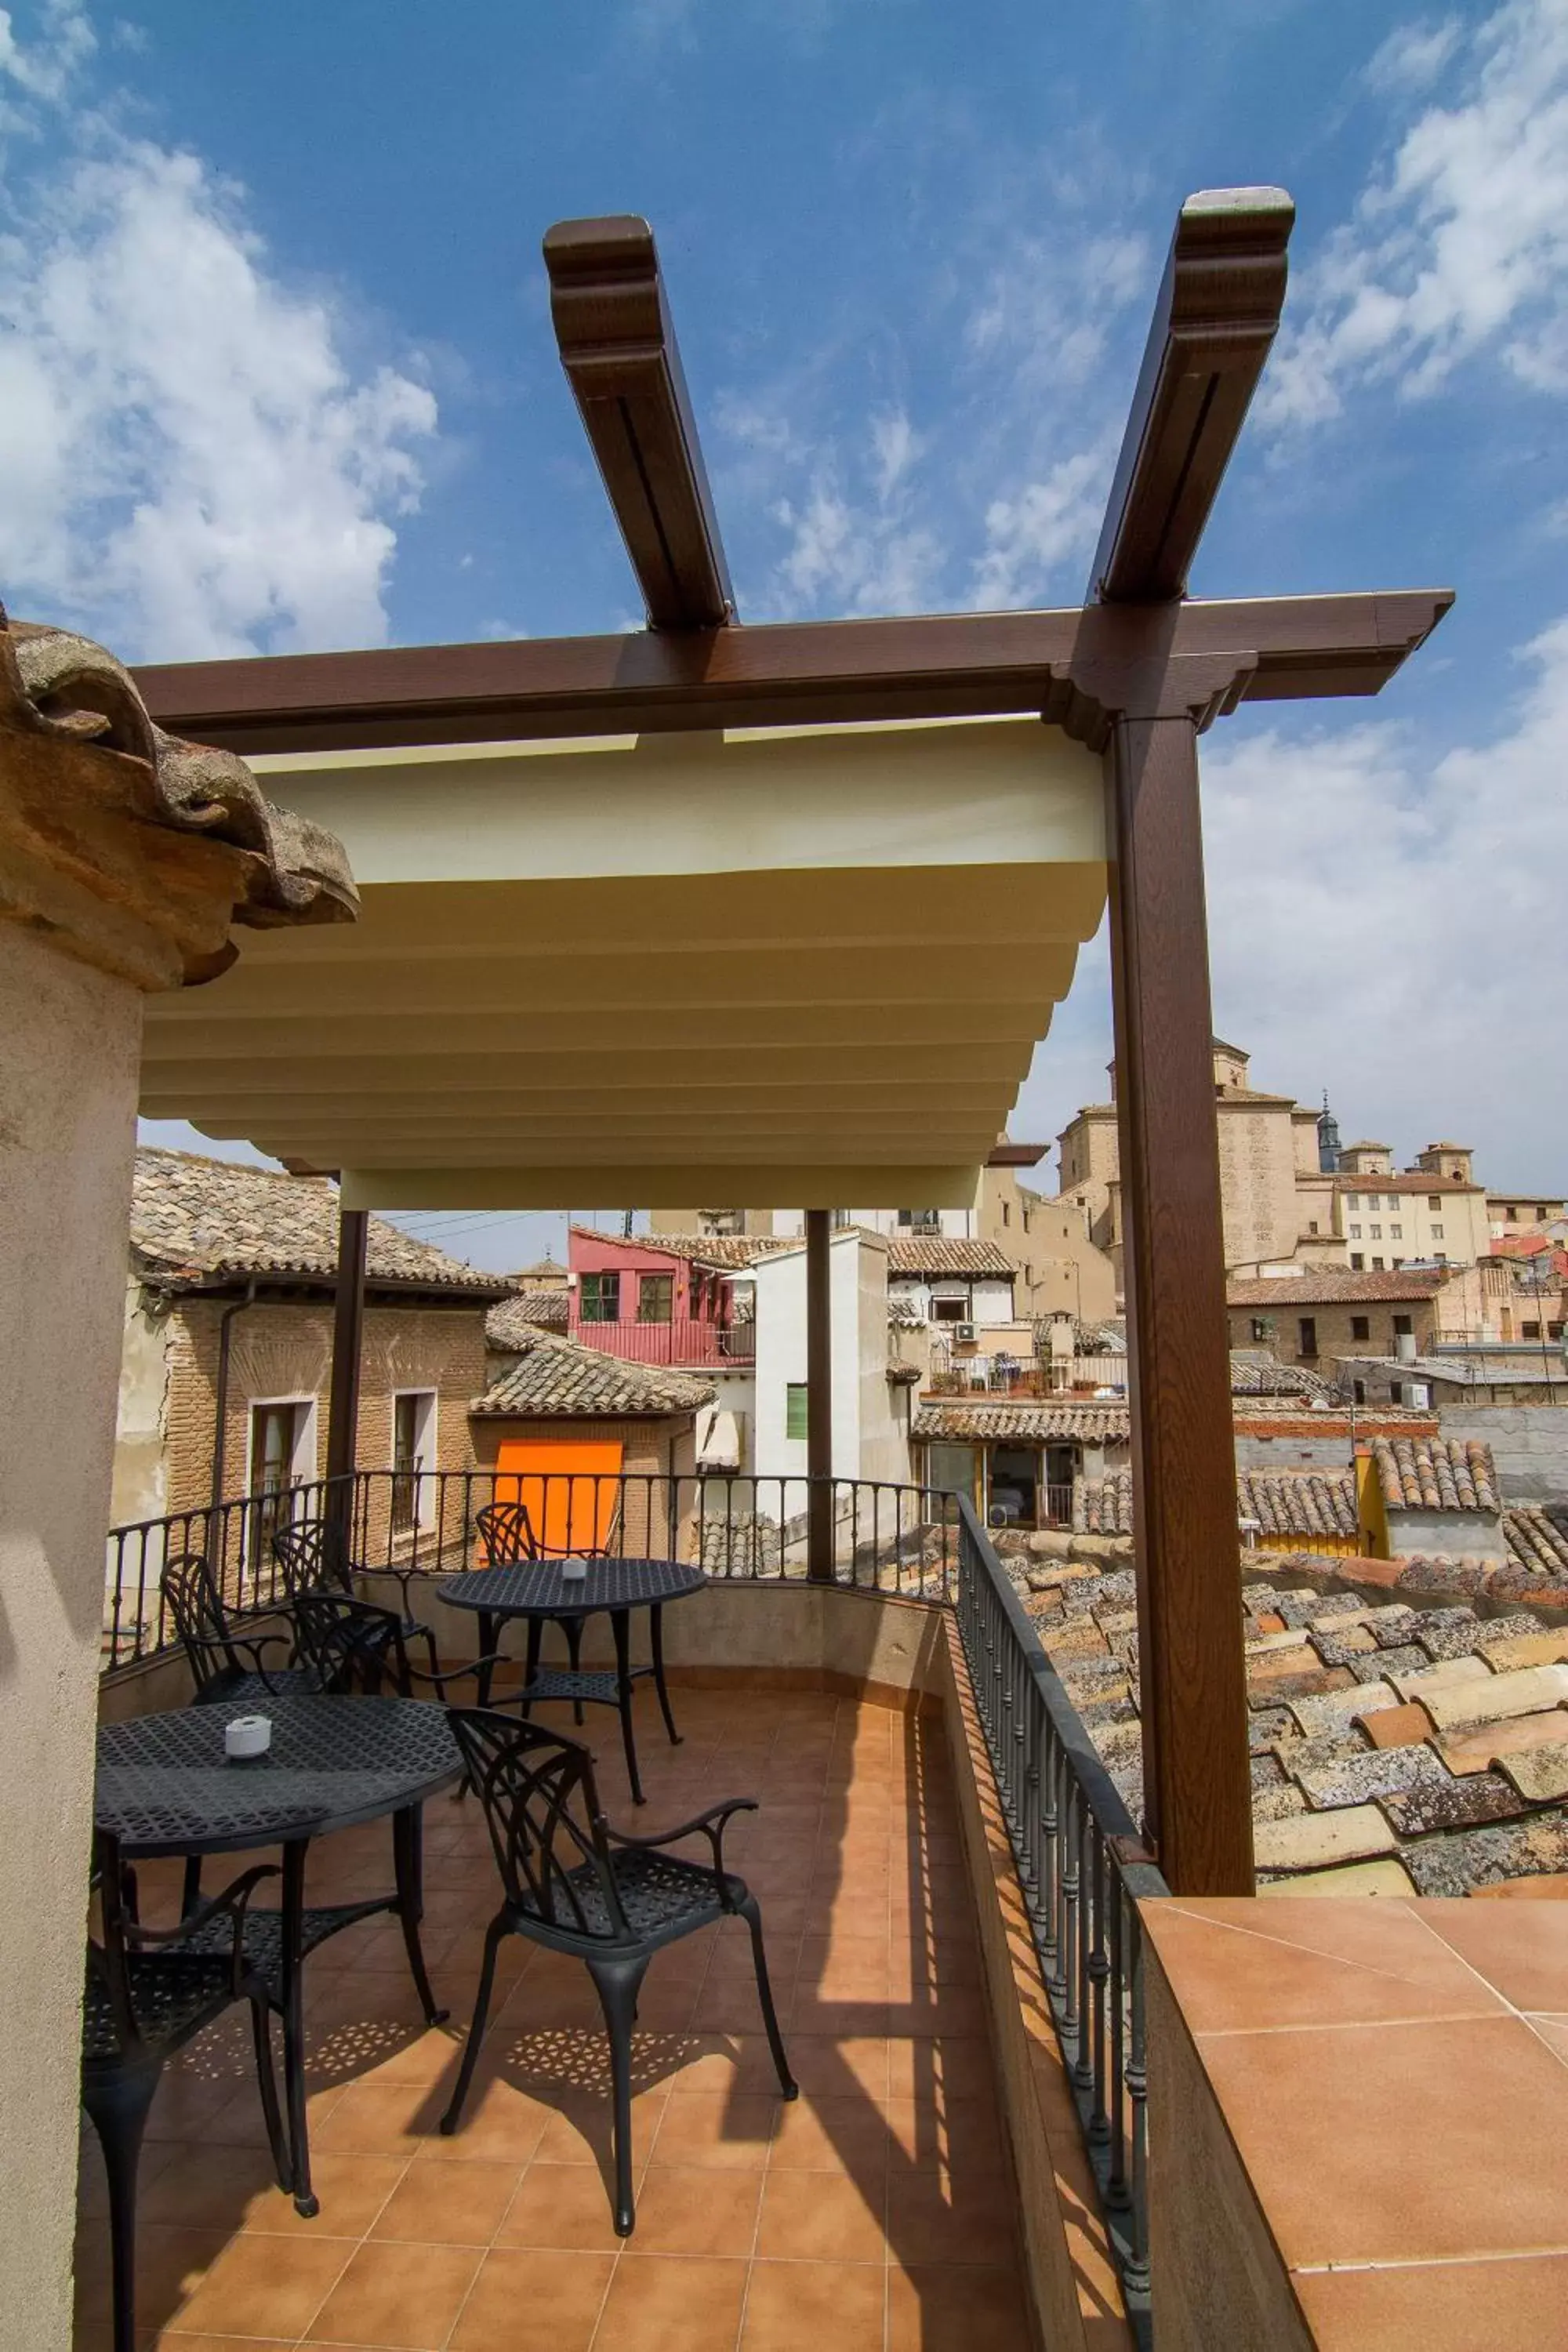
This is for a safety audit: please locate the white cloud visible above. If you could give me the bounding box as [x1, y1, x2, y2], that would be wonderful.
[1363, 16, 1463, 96]
[0, 23, 436, 660]
[971, 442, 1112, 611]
[1266, 0, 1568, 424]
[1019, 615, 1568, 1177]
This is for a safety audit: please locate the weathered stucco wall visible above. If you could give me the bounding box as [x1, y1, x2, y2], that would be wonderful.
[110, 1276, 169, 1528]
[0, 924, 143, 2352]
[1439, 1407, 1568, 1501]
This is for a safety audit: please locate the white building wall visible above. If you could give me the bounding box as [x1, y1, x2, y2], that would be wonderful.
[750, 1229, 909, 1484]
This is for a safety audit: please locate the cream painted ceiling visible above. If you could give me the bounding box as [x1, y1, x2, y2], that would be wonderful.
[140, 717, 1107, 1209]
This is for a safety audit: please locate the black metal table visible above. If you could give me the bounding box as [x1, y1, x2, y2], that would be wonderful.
[433, 1557, 708, 1804]
[95, 1694, 461, 2214]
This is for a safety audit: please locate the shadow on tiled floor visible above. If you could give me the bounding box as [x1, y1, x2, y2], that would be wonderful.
[75, 1686, 1031, 2350]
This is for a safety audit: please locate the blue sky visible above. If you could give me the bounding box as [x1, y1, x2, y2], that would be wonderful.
[3, 0, 1565, 1269]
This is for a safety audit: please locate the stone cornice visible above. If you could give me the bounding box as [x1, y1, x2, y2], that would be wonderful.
[0, 612, 357, 991]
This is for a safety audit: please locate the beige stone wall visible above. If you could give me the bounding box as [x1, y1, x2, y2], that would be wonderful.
[111, 1276, 170, 1528]
[158, 1298, 487, 1519]
[0, 925, 145, 2352]
[1214, 1101, 1301, 1267]
[1229, 1293, 1441, 1367]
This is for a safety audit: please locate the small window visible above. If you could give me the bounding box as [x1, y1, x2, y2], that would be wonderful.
[786, 1383, 809, 1440]
[1001, 1200, 1011, 1227]
[391, 1390, 436, 1531]
[1550, 1323, 1563, 1341]
[637, 1272, 673, 1323]
[1390, 1380, 1404, 1405]
[1250, 1317, 1270, 1344]
[1298, 1317, 1318, 1359]
[1428, 1196, 1442, 1211]
[1352, 1380, 1366, 1404]
[1308, 1220, 1319, 1235]
[1349, 1225, 1362, 1240]
[1537, 1206, 1548, 1222]
[1346, 1192, 1360, 1210]
[1507, 1205, 1519, 1221]
[579, 1271, 621, 1322]
[1390, 1224, 1403, 1240]
[1392, 1314, 1412, 1338]
[1373, 1257, 1385, 1271]
[931, 1297, 968, 1323]
[1351, 1253, 1364, 1271]
[1385, 1194, 1399, 1211]
[1431, 1224, 1443, 1241]
[1351, 1316, 1370, 1341]
[1370, 1225, 1382, 1240]
[1523, 1321, 1542, 1341]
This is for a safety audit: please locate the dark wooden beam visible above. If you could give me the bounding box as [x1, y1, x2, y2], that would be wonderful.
[132, 590, 1450, 755]
[805, 1207, 834, 1584]
[545, 216, 734, 630]
[1091, 188, 1295, 604]
[986, 1141, 1047, 1167]
[325, 1203, 368, 1523]
[1104, 695, 1254, 1895]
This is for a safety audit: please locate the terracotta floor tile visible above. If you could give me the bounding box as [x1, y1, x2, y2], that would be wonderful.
[740, 2258, 887, 2350]
[311, 2078, 449, 2158]
[449, 2246, 616, 2351]
[884, 2094, 1006, 2177]
[887, 2035, 995, 2102]
[140, 2141, 285, 2230]
[1414, 1898, 1568, 2016]
[1144, 1898, 1511, 2035]
[412, 2074, 557, 2166]
[694, 1976, 794, 2034]
[76, 2223, 231, 2335]
[299, 2238, 483, 2347]
[626, 2165, 764, 2256]
[367, 2157, 521, 2245]
[532, 2085, 669, 2168]
[784, 2035, 891, 2100]
[1202, 2013, 1568, 2267]
[590, 2253, 749, 2351]
[887, 2261, 1031, 2350]
[1292, 2250, 1568, 2347]
[755, 2167, 887, 2263]
[495, 2160, 639, 2252]
[886, 2171, 1018, 2268]
[647, 2090, 779, 2169]
[768, 2090, 898, 2177]
[241, 2151, 408, 2239]
[162, 2229, 355, 2339]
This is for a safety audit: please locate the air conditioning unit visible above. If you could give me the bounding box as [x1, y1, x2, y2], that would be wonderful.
[956, 1322, 976, 1342]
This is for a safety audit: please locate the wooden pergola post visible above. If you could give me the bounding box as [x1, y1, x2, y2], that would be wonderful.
[805, 1208, 833, 1582]
[1105, 709, 1252, 1892]
[325, 1201, 368, 1531]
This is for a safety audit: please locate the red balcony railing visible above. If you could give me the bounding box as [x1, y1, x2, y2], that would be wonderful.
[571, 1314, 756, 1367]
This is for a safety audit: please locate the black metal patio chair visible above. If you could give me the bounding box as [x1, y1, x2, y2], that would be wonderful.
[474, 1496, 622, 1725]
[162, 1550, 320, 1706]
[437, 1707, 797, 2236]
[84, 1831, 289, 2352]
[271, 1515, 441, 1673]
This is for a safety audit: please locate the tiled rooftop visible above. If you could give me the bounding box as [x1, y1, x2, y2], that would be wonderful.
[1016, 1553, 1568, 1897]
[1508, 1503, 1568, 1577]
[1236, 1468, 1359, 1541]
[74, 1690, 1029, 2351]
[485, 1290, 570, 1347]
[1227, 1269, 1450, 1305]
[910, 1400, 1131, 1443]
[470, 1331, 717, 1418]
[132, 1150, 503, 1296]
[572, 1229, 794, 1272]
[883, 1238, 1014, 1279]
[1372, 1436, 1499, 1513]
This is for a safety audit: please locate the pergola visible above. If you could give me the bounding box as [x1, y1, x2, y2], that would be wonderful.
[132, 191, 1451, 1895]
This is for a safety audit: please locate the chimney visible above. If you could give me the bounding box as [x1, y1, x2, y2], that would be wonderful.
[1395, 1332, 1418, 1364]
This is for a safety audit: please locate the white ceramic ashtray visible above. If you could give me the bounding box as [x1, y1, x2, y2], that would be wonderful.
[558, 1557, 590, 1582]
[225, 1715, 272, 1762]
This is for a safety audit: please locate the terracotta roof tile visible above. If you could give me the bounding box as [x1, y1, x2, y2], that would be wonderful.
[1228, 1269, 1450, 1305]
[470, 1330, 715, 1417]
[884, 1236, 1016, 1278]
[131, 1148, 503, 1294]
[1238, 1468, 1359, 1540]
[485, 1290, 570, 1346]
[571, 1226, 793, 1271]
[1371, 1436, 1500, 1512]
[1507, 1504, 1568, 1577]
[913, 1400, 1130, 1443]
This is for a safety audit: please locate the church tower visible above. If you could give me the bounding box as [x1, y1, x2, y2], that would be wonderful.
[1317, 1093, 1341, 1174]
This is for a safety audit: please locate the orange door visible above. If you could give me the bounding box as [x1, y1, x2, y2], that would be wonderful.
[491, 1439, 623, 1556]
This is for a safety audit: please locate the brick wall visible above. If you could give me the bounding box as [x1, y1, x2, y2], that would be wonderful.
[1228, 1295, 1442, 1372]
[162, 1295, 488, 1519]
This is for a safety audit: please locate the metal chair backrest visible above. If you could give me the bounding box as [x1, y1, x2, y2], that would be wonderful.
[445, 1708, 630, 1941]
[85, 1830, 143, 2058]
[161, 1552, 239, 1694]
[270, 1516, 354, 1602]
[474, 1500, 540, 1565]
[290, 1590, 410, 1697]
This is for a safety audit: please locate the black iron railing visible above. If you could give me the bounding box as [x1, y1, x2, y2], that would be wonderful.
[102, 1468, 959, 1673]
[953, 1494, 1165, 2343]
